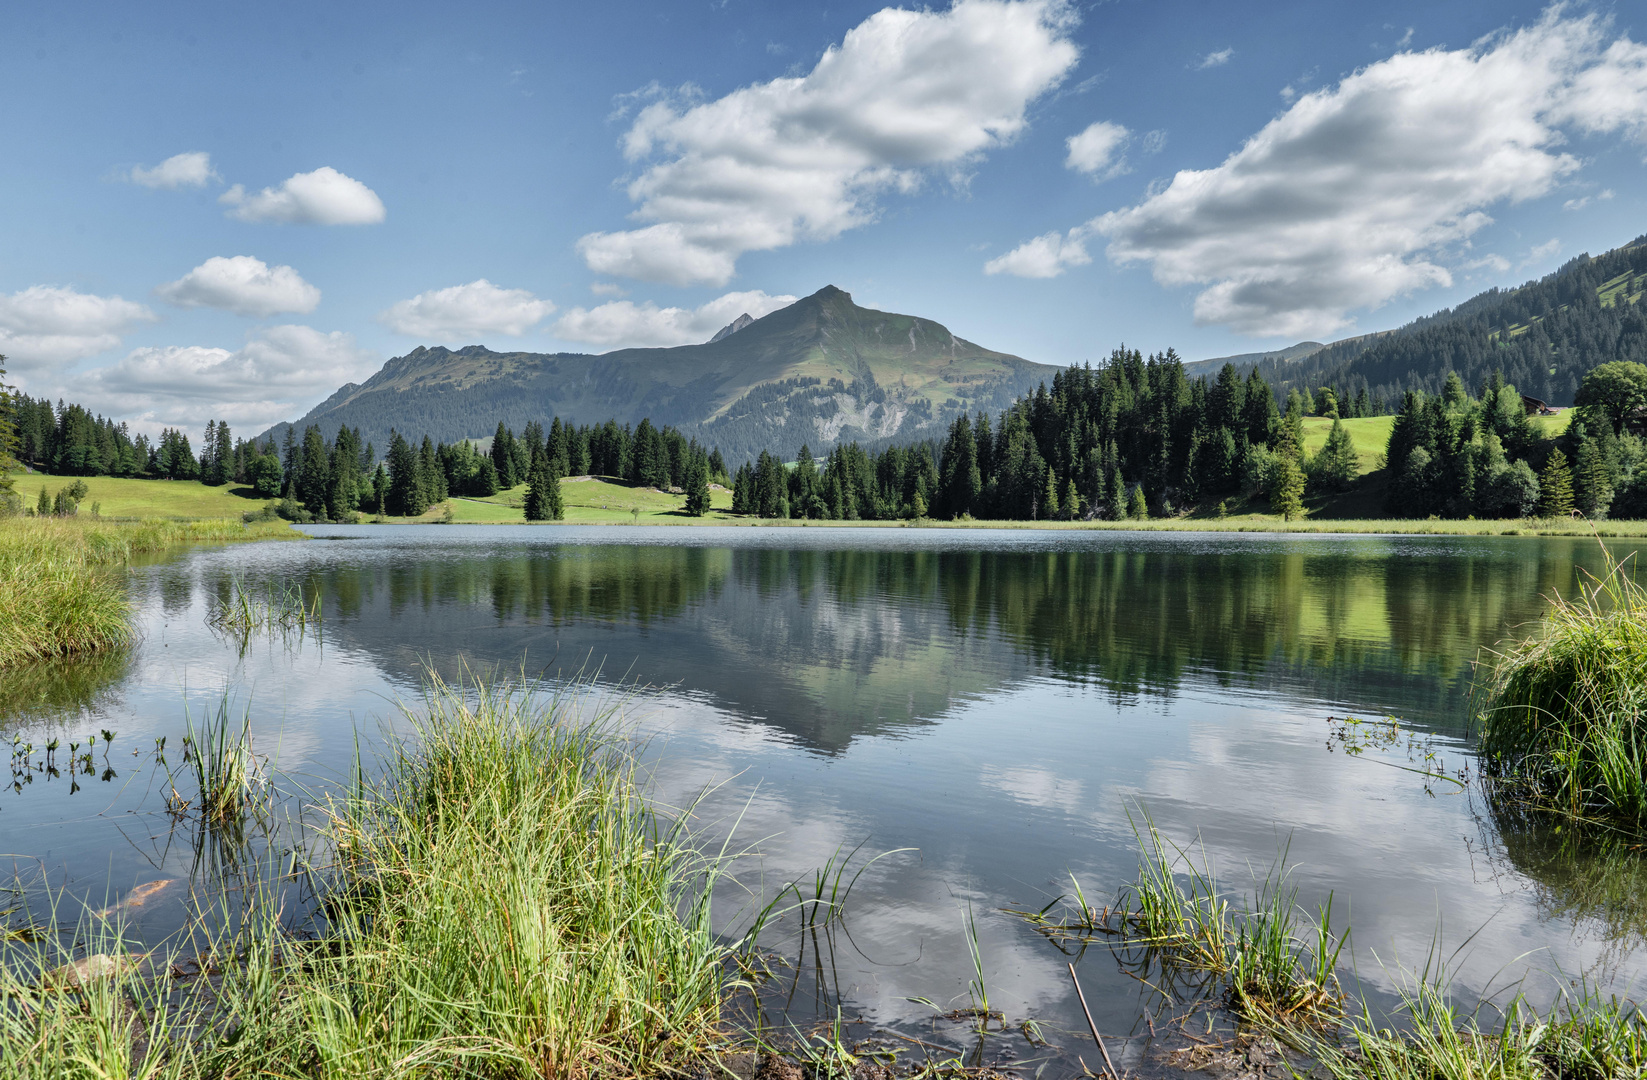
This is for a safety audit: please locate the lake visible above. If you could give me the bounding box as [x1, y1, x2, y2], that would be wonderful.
[4, 525, 1645, 1072]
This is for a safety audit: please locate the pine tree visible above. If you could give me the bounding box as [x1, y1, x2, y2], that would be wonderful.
[1572, 426, 1615, 517]
[1127, 483, 1148, 520]
[1538, 449, 1575, 517]
[212, 420, 232, 486]
[545, 454, 565, 520]
[684, 454, 711, 516]
[0, 356, 17, 500]
[1272, 457, 1306, 520]
[386, 431, 425, 517]
[1311, 418, 1358, 492]
[524, 447, 552, 521]
[1106, 467, 1126, 521]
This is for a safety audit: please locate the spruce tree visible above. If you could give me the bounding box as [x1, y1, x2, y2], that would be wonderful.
[523, 447, 551, 521]
[386, 431, 425, 517]
[1272, 457, 1306, 520]
[545, 455, 565, 520]
[1127, 483, 1148, 520]
[1538, 449, 1575, 517]
[1106, 467, 1126, 521]
[0, 357, 17, 499]
[684, 455, 711, 516]
[1312, 418, 1358, 491]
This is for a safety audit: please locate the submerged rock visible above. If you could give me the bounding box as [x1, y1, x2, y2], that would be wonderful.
[39, 952, 152, 989]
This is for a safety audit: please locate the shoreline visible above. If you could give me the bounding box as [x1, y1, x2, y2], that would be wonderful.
[369, 511, 1647, 539]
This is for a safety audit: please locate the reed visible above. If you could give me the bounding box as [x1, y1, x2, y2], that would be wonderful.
[207, 572, 321, 636]
[0, 517, 290, 668]
[1299, 979, 1647, 1080]
[218, 668, 732, 1078]
[177, 693, 268, 829]
[1476, 545, 1647, 825]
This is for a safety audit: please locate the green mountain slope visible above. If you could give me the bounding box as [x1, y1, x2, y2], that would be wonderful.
[265, 286, 1058, 461]
[1248, 233, 1647, 405]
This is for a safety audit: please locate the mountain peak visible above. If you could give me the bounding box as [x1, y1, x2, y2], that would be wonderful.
[708, 312, 754, 343]
[806, 284, 852, 306]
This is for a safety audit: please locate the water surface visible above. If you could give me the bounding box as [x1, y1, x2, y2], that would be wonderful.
[4, 525, 1644, 1071]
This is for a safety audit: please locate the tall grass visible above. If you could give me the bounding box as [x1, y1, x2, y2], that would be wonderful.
[279, 670, 731, 1078]
[1477, 546, 1647, 825]
[1297, 979, 1647, 1080]
[0, 517, 289, 668]
[0, 669, 735, 1078]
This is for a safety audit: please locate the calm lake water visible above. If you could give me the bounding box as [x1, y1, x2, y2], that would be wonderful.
[5, 525, 1646, 1071]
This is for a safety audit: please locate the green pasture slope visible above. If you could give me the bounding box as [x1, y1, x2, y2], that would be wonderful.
[9, 472, 272, 519]
[451, 477, 737, 524]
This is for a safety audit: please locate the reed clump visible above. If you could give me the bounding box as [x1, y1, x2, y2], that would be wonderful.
[0, 517, 289, 668]
[283, 671, 730, 1077]
[1013, 813, 1345, 1023]
[207, 572, 321, 637]
[0, 669, 733, 1078]
[1300, 981, 1647, 1080]
[1477, 547, 1647, 825]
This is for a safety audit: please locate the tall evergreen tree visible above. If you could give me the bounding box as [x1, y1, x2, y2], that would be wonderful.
[1538, 449, 1575, 517]
[0, 355, 17, 503]
[386, 431, 426, 517]
[523, 445, 552, 521]
[684, 453, 712, 515]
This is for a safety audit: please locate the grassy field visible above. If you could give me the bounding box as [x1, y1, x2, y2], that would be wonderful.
[446, 476, 740, 525]
[1298, 411, 1570, 475]
[10, 471, 272, 519]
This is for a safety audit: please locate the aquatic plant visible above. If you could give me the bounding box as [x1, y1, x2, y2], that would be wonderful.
[1476, 545, 1647, 826]
[1011, 811, 1345, 1023]
[179, 694, 267, 829]
[207, 571, 322, 637]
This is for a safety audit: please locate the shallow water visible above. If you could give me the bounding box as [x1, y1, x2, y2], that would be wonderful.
[4, 525, 1645, 1071]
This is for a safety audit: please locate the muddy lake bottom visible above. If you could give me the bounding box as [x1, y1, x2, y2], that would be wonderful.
[4, 525, 1647, 1076]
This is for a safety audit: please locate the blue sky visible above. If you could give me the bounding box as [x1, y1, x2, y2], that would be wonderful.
[5, 0, 1646, 434]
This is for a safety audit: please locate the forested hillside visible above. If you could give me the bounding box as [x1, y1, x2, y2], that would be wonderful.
[1250, 235, 1647, 406]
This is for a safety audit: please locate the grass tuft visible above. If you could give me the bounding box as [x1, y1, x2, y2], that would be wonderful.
[1477, 544, 1647, 826]
[0, 667, 736, 1078]
[0, 517, 293, 668]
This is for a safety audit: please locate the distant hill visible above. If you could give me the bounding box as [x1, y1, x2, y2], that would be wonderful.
[1246, 234, 1647, 405]
[264, 285, 1059, 461]
[1183, 340, 1326, 378]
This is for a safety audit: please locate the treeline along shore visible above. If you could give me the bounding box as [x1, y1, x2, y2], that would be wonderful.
[7, 350, 1647, 524]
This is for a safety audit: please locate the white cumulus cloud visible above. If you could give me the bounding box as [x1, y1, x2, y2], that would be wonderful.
[578, 0, 1080, 286]
[1197, 48, 1234, 69]
[379, 280, 556, 340]
[1064, 120, 1130, 179]
[0, 286, 156, 370]
[984, 230, 1091, 278]
[991, 8, 1647, 337]
[126, 151, 218, 189]
[220, 166, 386, 225]
[156, 255, 321, 317]
[554, 290, 798, 349]
[76, 325, 380, 434]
